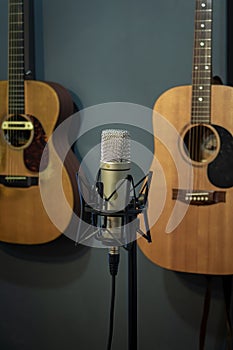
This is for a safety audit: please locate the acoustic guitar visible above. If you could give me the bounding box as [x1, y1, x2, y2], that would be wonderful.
[138, 0, 233, 274]
[0, 0, 80, 244]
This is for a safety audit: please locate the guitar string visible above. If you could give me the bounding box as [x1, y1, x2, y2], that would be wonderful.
[198, 1, 205, 185]
[203, 0, 212, 172]
[197, 2, 201, 168]
[8, 0, 12, 180]
[9, 0, 17, 179]
[13, 0, 16, 179]
[12, 0, 17, 180]
[9, 0, 24, 180]
[7, 1, 9, 179]
[193, 0, 199, 168]
[194, 0, 200, 169]
[192, 0, 212, 182]
[198, 1, 203, 167]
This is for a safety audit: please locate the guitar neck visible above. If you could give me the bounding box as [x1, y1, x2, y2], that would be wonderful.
[191, 0, 213, 124]
[8, 0, 25, 115]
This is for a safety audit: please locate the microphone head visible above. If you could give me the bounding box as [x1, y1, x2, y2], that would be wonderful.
[101, 129, 130, 163]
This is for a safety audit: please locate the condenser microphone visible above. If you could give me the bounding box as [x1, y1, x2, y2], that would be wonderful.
[99, 129, 131, 274]
[99, 129, 131, 244]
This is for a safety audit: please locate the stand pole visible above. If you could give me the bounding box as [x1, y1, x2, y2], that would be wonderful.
[128, 240, 137, 350]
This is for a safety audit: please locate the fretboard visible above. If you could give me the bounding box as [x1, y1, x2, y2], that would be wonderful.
[191, 0, 212, 124]
[8, 0, 25, 115]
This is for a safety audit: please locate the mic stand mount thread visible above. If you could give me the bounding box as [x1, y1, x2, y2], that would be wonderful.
[76, 171, 153, 350]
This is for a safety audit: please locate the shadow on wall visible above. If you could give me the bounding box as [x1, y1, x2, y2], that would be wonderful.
[0, 236, 90, 288]
[163, 269, 230, 346]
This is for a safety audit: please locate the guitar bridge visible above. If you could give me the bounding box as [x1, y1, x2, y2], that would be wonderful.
[172, 189, 226, 205]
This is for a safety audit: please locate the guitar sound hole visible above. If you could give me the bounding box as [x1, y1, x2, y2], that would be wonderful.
[3, 114, 33, 148]
[183, 124, 218, 163]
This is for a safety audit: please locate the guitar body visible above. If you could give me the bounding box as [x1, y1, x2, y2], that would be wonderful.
[0, 80, 79, 244]
[138, 84, 233, 274]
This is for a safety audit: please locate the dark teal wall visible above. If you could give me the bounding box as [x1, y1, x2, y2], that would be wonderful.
[0, 1, 230, 350]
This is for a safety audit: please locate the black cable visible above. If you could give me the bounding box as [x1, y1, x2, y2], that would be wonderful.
[107, 251, 119, 350]
[107, 274, 116, 350]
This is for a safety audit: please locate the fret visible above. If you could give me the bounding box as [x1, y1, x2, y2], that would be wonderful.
[196, 10, 212, 14]
[194, 42, 212, 46]
[9, 78, 24, 82]
[9, 61, 24, 64]
[193, 94, 209, 98]
[192, 94, 211, 98]
[194, 44, 211, 47]
[9, 30, 23, 33]
[196, 30, 211, 32]
[9, 54, 24, 57]
[9, 37, 24, 41]
[192, 114, 210, 117]
[192, 92, 211, 96]
[9, 99, 25, 103]
[9, 100, 25, 104]
[9, 51, 24, 54]
[8, 86, 24, 90]
[9, 88, 24, 91]
[192, 107, 210, 110]
[9, 65, 24, 69]
[9, 20, 23, 24]
[8, 108, 24, 114]
[192, 101, 210, 105]
[192, 70, 211, 74]
[9, 68, 23, 70]
[192, 69, 212, 74]
[193, 70, 211, 73]
[9, 4, 23, 8]
[9, 49, 24, 54]
[192, 112, 210, 115]
[196, 19, 212, 22]
[192, 105, 210, 108]
[195, 35, 212, 39]
[192, 83, 210, 86]
[192, 106, 210, 109]
[9, 53, 24, 57]
[10, 18, 22, 24]
[192, 104, 211, 109]
[192, 77, 212, 81]
[191, 119, 211, 123]
[9, 29, 24, 34]
[8, 80, 24, 83]
[193, 55, 211, 58]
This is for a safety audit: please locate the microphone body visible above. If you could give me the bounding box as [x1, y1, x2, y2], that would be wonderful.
[99, 129, 131, 246]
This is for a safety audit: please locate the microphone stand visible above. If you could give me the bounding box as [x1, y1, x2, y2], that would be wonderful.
[126, 192, 151, 350]
[115, 172, 152, 350]
[128, 239, 138, 350]
[76, 171, 152, 350]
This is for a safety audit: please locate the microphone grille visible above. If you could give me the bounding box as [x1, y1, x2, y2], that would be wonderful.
[101, 129, 130, 162]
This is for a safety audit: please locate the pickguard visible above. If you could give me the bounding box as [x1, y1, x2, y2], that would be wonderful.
[23, 115, 48, 172]
[208, 125, 233, 188]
